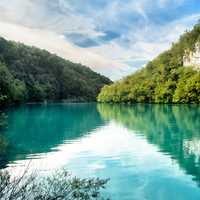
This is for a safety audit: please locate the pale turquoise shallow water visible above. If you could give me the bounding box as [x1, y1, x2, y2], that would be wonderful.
[1, 103, 200, 200]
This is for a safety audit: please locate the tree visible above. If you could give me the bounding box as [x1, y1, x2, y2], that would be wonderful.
[0, 170, 110, 200]
[0, 37, 111, 105]
[97, 22, 200, 104]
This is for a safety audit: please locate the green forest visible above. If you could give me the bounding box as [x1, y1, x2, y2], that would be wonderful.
[0, 37, 111, 106]
[98, 22, 200, 104]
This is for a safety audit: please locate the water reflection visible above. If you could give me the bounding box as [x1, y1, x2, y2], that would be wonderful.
[4, 103, 105, 165]
[98, 104, 200, 185]
[0, 135, 8, 168]
[0, 111, 9, 168]
[1, 103, 200, 200]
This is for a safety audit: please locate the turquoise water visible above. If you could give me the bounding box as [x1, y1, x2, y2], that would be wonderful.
[1, 103, 200, 200]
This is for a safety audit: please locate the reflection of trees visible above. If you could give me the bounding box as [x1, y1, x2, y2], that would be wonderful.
[0, 135, 8, 168]
[4, 103, 105, 164]
[0, 111, 9, 168]
[97, 103, 200, 185]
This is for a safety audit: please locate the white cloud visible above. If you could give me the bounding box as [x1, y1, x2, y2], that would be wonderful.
[88, 13, 200, 71]
[0, 0, 103, 37]
[0, 20, 131, 80]
[0, 0, 199, 80]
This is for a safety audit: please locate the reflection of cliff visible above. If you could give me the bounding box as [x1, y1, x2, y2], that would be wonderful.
[5, 103, 105, 163]
[97, 103, 200, 184]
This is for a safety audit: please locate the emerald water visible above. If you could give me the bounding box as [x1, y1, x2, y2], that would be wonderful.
[1, 103, 200, 200]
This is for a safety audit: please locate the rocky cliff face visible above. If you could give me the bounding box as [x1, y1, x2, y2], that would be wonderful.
[183, 43, 200, 70]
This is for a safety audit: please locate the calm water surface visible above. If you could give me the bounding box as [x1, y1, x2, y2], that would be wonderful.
[1, 103, 200, 200]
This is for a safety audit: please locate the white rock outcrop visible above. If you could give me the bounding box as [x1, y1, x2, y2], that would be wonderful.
[183, 43, 200, 70]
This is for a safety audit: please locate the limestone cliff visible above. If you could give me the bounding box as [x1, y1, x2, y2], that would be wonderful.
[183, 43, 200, 70]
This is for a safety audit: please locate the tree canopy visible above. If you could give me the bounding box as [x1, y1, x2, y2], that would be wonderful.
[97, 22, 200, 104]
[0, 37, 111, 106]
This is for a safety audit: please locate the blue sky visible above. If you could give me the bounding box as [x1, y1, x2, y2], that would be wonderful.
[0, 0, 200, 80]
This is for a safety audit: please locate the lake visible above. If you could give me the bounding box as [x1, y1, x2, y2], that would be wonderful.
[1, 103, 200, 200]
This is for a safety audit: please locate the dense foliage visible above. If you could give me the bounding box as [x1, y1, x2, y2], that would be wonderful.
[98, 22, 200, 103]
[0, 37, 111, 106]
[0, 170, 109, 200]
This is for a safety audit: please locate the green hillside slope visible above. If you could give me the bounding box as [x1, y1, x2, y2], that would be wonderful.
[0, 37, 111, 106]
[98, 23, 200, 104]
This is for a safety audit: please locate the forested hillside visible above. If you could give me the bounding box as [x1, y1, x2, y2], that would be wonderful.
[0, 37, 111, 106]
[98, 22, 200, 104]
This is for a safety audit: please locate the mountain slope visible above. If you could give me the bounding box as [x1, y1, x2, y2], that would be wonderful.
[0, 37, 111, 106]
[98, 22, 200, 104]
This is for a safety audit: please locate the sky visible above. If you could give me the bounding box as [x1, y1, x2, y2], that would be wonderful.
[0, 0, 200, 80]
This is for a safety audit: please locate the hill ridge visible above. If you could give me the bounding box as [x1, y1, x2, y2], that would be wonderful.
[0, 37, 111, 106]
[98, 22, 200, 104]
